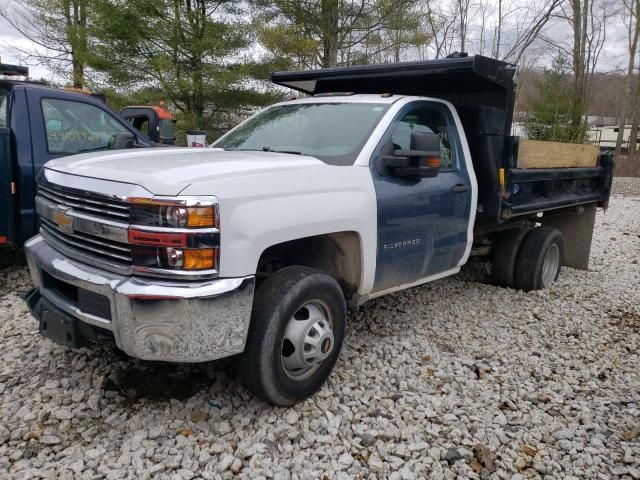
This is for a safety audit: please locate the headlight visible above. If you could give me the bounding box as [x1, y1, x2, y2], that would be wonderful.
[127, 197, 219, 274]
[165, 206, 187, 227]
[129, 198, 218, 229]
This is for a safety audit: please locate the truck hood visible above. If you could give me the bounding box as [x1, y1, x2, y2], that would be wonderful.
[44, 147, 327, 196]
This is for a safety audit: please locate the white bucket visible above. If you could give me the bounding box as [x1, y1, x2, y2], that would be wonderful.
[186, 130, 207, 147]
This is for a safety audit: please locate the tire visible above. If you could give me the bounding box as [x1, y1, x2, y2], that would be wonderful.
[237, 266, 346, 406]
[491, 228, 532, 288]
[514, 227, 564, 292]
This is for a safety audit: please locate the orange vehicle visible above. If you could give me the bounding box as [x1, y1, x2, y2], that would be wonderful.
[120, 103, 176, 145]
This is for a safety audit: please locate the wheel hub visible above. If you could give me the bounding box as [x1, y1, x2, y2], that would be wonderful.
[282, 301, 334, 381]
[541, 243, 560, 287]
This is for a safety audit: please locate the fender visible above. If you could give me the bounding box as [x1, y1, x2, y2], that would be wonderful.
[180, 164, 379, 295]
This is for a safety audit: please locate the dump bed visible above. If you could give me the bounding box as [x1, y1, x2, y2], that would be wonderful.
[272, 55, 613, 222]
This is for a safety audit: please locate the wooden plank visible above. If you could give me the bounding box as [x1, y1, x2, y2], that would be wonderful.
[517, 139, 600, 169]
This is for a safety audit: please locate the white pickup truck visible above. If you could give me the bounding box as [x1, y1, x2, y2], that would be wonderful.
[24, 55, 613, 406]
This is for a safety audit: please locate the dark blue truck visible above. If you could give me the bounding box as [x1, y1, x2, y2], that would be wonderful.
[0, 63, 153, 258]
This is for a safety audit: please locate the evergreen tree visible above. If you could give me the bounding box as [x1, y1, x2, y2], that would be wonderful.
[89, 0, 280, 132]
[525, 52, 588, 143]
[254, 0, 427, 70]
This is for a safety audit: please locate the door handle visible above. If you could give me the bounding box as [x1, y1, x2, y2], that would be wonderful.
[452, 184, 471, 193]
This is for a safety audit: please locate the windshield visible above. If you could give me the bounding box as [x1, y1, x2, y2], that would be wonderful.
[213, 102, 390, 166]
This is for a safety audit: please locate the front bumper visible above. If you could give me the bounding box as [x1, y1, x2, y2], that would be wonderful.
[24, 235, 255, 362]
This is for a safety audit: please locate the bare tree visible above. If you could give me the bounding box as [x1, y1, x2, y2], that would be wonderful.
[499, 0, 562, 63]
[456, 0, 473, 53]
[472, 0, 561, 64]
[615, 0, 640, 157]
[419, 0, 459, 58]
[0, 0, 91, 88]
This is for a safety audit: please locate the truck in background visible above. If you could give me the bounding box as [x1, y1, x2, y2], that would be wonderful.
[0, 62, 155, 256]
[23, 55, 613, 406]
[120, 103, 176, 145]
[588, 124, 640, 151]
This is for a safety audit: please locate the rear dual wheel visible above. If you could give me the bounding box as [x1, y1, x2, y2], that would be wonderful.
[237, 266, 346, 406]
[492, 226, 564, 291]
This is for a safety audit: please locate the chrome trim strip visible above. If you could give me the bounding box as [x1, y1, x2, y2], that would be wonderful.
[132, 265, 219, 279]
[130, 225, 220, 234]
[132, 196, 218, 207]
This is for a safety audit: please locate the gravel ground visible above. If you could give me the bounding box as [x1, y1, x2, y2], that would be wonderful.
[1, 185, 639, 480]
[613, 177, 640, 196]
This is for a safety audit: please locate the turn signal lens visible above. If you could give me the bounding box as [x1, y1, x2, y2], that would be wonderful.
[424, 156, 441, 168]
[187, 207, 215, 228]
[183, 248, 216, 270]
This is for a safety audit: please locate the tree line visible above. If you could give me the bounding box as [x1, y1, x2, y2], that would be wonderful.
[1, 0, 636, 154]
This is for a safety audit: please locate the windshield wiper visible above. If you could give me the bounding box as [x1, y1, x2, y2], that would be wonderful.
[261, 146, 302, 155]
[222, 146, 302, 155]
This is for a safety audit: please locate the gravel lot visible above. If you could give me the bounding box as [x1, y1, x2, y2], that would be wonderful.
[1, 179, 639, 480]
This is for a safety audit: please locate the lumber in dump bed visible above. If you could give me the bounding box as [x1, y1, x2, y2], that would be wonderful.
[502, 128, 614, 219]
[273, 55, 614, 225]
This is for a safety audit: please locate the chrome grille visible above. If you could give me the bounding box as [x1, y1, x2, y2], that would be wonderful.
[38, 184, 131, 222]
[40, 217, 132, 266]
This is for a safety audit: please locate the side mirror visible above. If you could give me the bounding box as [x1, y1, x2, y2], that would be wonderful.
[111, 131, 136, 150]
[380, 131, 442, 178]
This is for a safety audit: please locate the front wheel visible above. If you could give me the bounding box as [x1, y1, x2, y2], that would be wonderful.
[237, 266, 346, 406]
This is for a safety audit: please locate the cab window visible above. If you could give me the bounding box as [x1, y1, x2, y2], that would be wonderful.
[127, 115, 150, 136]
[42, 98, 131, 154]
[0, 88, 8, 128]
[391, 105, 456, 169]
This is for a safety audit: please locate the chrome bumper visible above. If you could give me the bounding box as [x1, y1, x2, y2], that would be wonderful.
[24, 235, 255, 362]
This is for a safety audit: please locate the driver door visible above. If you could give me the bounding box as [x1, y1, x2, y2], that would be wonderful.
[370, 101, 473, 292]
[26, 89, 148, 171]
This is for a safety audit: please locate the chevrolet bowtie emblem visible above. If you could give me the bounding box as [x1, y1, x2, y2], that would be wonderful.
[53, 208, 73, 234]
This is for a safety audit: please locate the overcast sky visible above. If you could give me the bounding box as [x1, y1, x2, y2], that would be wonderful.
[0, 0, 631, 83]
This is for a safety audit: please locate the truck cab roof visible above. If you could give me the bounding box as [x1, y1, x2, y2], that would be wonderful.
[280, 93, 404, 105]
[0, 79, 54, 90]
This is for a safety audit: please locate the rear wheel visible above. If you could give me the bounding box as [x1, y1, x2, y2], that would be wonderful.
[514, 227, 564, 291]
[237, 266, 346, 406]
[490, 228, 532, 288]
